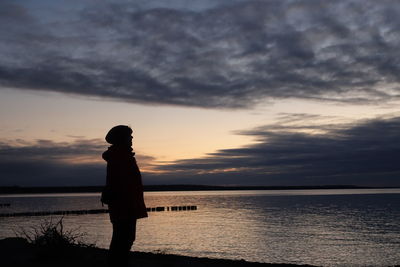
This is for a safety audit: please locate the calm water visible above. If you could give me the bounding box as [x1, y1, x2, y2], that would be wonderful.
[0, 189, 399, 266]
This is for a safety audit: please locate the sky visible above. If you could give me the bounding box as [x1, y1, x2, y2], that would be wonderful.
[0, 0, 399, 187]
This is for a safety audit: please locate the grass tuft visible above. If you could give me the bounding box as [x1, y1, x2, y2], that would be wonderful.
[15, 217, 94, 248]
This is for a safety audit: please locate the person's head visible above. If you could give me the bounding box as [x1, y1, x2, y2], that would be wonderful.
[105, 125, 133, 146]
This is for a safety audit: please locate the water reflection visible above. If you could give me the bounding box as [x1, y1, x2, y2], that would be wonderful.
[0, 190, 399, 266]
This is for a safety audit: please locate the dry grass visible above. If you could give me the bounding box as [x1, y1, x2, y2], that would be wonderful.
[15, 217, 94, 248]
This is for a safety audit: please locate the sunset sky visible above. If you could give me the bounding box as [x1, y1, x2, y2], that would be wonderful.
[1, 0, 399, 186]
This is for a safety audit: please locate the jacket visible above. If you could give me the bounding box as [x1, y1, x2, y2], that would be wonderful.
[102, 145, 148, 222]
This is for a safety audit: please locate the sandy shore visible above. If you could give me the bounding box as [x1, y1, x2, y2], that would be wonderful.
[0, 237, 316, 267]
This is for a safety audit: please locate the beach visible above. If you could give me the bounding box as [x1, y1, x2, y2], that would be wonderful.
[0, 237, 315, 267]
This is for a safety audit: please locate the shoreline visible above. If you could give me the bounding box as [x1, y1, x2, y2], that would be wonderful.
[0, 237, 316, 267]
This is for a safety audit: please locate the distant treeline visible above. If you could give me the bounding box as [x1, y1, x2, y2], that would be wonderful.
[0, 184, 393, 194]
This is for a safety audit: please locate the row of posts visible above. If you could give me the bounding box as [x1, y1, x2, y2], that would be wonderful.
[147, 205, 197, 212]
[0, 205, 197, 217]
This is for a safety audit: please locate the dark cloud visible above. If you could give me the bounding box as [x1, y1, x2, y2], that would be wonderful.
[1, 0, 400, 108]
[0, 116, 399, 186]
[0, 160, 104, 186]
[152, 115, 400, 186]
[0, 139, 155, 186]
[0, 139, 104, 162]
[0, 139, 102, 186]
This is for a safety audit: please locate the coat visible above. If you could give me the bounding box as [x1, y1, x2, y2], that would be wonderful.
[102, 145, 148, 222]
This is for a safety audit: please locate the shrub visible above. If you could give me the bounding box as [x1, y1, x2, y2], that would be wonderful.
[16, 217, 94, 248]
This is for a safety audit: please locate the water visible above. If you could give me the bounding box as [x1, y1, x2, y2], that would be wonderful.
[0, 189, 399, 266]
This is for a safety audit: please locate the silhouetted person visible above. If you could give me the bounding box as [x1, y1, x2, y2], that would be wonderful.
[102, 125, 148, 267]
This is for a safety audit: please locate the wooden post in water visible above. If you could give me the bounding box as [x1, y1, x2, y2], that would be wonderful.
[0, 205, 197, 217]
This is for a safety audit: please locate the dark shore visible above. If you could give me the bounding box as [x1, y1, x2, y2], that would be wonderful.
[0, 237, 316, 267]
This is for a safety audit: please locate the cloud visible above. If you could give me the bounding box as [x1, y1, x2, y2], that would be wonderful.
[1, 0, 400, 108]
[0, 139, 104, 186]
[0, 116, 399, 186]
[0, 138, 155, 186]
[152, 115, 400, 186]
[0, 139, 104, 163]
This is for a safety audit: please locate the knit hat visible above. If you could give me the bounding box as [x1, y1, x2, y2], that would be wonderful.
[105, 125, 133, 145]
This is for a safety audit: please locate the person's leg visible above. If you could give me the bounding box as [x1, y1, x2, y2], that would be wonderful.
[126, 219, 137, 251]
[109, 222, 124, 266]
[109, 220, 137, 267]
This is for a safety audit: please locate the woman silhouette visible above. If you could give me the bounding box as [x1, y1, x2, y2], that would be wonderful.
[102, 125, 148, 266]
